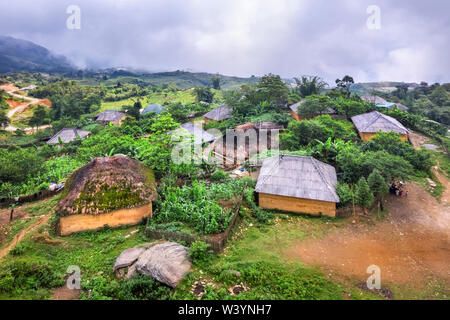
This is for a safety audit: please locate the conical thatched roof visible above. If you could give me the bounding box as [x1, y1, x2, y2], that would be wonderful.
[56, 155, 157, 217]
[351, 111, 408, 134]
[255, 155, 339, 203]
[203, 104, 232, 121]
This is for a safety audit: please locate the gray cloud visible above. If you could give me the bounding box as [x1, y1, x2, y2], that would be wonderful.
[0, 0, 449, 83]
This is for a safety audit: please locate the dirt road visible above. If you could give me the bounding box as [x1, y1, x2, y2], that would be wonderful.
[285, 182, 450, 287]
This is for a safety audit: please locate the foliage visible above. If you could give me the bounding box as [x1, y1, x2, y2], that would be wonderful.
[155, 180, 245, 234]
[194, 86, 215, 103]
[336, 182, 353, 207]
[355, 177, 374, 210]
[293, 75, 328, 97]
[189, 241, 213, 265]
[362, 131, 433, 172]
[367, 169, 388, 210]
[336, 143, 413, 184]
[210, 170, 228, 182]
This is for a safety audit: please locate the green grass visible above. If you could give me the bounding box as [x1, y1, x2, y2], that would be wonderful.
[99, 89, 223, 112]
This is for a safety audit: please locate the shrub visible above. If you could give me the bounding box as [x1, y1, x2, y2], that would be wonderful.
[189, 240, 213, 264]
[210, 170, 228, 182]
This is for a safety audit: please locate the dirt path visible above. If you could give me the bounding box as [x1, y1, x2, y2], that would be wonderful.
[285, 182, 450, 287]
[432, 166, 450, 207]
[408, 131, 429, 149]
[1, 83, 51, 132]
[0, 211, 51, 260]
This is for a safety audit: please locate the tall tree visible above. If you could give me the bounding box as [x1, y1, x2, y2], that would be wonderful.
[367, 169, 388, 211]
[194, 86, 215, 103]
[335, 75, 354, 96]
[355, 176, 374, 213]
[211, 75, 221, 90]
[0, 110, 10, 129]
[294, 76, 328, 97]
[257, 73, 289, 106]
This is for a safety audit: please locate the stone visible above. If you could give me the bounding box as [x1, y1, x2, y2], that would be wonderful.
[113, 247, 146, 271]
[135, 241, 191, 288]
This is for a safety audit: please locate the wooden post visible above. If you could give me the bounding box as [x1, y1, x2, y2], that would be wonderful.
[9, 208, 14, 222]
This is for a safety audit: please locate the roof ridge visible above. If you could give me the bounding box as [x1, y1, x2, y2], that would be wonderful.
[256, 155, 283, 191]
[310, 157, 338, 201]
[360, 111, 381, 131]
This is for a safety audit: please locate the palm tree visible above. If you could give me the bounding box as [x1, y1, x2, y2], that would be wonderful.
[293, 76, 328, 97]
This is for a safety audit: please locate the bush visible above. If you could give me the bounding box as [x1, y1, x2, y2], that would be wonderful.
[210, 170, 228, 182]
[189, 240, 213, 264]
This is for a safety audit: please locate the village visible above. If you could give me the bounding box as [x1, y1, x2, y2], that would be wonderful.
[0, 71, 449, 300]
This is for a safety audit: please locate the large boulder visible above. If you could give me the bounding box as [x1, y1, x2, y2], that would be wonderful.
[113, 247, 146, 271]
[135, 242, 191, 288]
[56, 155, 157, 217]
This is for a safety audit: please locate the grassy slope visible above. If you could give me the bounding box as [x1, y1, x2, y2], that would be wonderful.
[100, 89, 223, 112]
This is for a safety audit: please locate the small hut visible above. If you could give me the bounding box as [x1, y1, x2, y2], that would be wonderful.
[351, 111, 409, 142]
[203, 104, 232, 122]
[179, 122, 216, 145]
[95, 110, 126, 125]
[56, 155, 157, 235]
[141, 104, 167, 115]
[47, 128, 90, 145]
[255, 155, 339, 217]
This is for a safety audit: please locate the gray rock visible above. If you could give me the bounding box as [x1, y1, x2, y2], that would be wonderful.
[125, 263, 138, 279]
[135, 241, 191, 288]
[113, 247, 146, 271]
[422, 144, 439, 150]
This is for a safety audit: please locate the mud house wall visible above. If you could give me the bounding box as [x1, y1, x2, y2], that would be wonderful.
[358, 131, 408, 142]
[258, 192, 336, 217]
[290, 110, 301, 121]
[59, 203, 152, 235]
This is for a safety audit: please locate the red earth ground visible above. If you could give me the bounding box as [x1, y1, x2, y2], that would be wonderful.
[285, 181, 450, 287]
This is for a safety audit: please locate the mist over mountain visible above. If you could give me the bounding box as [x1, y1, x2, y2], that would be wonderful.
[0, 35, 74, 73]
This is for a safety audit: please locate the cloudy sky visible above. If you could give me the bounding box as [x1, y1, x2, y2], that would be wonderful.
[1, 0, 449, 83]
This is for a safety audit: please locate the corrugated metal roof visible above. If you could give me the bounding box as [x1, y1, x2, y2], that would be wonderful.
[255, 155, 339, 203]
[47, 128, 90, 144]
[203, 104, 232, 121]
[351, 111, 408, 134]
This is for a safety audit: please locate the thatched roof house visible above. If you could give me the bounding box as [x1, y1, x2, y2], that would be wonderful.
[289, 100, 335, 120]
[203, 104, 232, 122]
[179, 122, 216, 145]
[361, 95, 387, 104]
[56, 155, 157, 235]
[95, 110, 126, 125]
[142, 104, 167, 115]
[255, 155, 339, 217]
[351, 111, 409, 142]
[47, 128, 90, 145]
